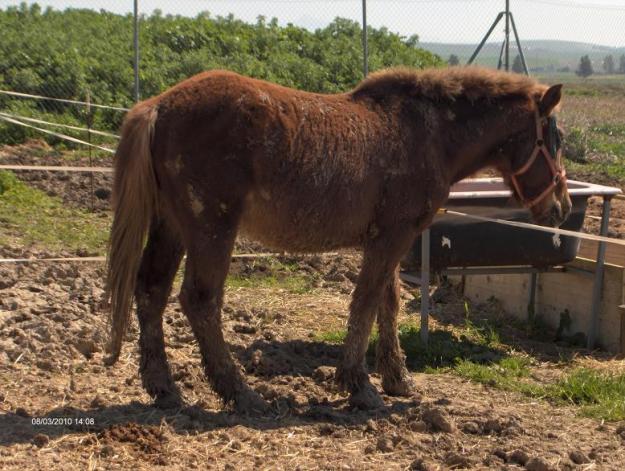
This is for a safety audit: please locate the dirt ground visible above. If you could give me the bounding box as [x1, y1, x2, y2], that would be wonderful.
[1, 143, 625, 470]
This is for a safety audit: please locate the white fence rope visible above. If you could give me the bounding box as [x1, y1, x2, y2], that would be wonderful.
[0, 208, 623, 264]
[0, 89, 129, 112]
[0, 114, 115, 154]
[0, 256, 107, 263]
[0, 253, 291, 264]
[0, 164, 113, 173]
[443, 209, 625, 247]
[0, 112, 120, 139]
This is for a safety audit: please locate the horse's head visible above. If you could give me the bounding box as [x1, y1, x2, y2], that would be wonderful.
[497, 84, 571, 227]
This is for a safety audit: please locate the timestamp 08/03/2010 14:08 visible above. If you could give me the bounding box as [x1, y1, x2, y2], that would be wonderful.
[31, 417, 96, 426]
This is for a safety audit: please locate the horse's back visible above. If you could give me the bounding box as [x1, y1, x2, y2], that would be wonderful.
[150, 70, 391, 252]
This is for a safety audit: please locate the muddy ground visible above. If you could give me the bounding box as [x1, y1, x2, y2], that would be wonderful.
[1, 143, 625, 470]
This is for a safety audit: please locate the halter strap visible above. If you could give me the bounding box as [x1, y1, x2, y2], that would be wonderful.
[510, 108, 566, 208]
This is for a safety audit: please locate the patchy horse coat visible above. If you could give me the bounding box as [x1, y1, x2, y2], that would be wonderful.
[106, 67, 570, 411]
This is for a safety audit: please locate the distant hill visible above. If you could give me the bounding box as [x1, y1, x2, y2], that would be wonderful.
[421, 40, 625, 73]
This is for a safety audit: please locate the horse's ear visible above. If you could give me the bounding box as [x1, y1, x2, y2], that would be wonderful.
[539, 84, 563, 116]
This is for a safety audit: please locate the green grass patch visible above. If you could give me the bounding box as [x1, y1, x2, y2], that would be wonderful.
[226, 257, 318, 294]
[0, 170, 109, 253]
[567, 159, 625, 181]
[454, 358, 545, 397]
[226, 272, 315, 294]
[587, 135, 625, 157]
[453, 361, 625, 420]
[564, 120, 625, 183]
[315, 329, 348, 344]
[548, 368, 625, 421]
[315, 320, 625, 421]
[315, 317, 506, 371]
[591, 123, 625, 138]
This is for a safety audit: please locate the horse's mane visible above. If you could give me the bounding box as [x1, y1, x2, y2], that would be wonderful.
[351, 66, 548, 103]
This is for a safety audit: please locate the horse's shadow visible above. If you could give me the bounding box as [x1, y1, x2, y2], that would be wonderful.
[1, 331, 504, 447]
[0, 396, 416, 447]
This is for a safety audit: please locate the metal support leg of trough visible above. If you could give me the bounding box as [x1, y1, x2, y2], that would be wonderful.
[587, 196, 612, 349]
[527, 272, 537, 323]
[420, 228, 431, 345]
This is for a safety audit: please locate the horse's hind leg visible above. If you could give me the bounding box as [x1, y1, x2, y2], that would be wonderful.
[135, 217, 184, 408]
[178, 223, 268, 414]
[376, 266, 416, 396]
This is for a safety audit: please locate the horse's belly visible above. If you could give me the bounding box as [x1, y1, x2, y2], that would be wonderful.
[239, 189, 370, 252]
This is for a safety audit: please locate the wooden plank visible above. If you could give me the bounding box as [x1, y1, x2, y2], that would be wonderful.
[578, 239, 625, 267]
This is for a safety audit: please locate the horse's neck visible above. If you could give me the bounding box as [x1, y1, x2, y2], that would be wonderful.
[445, 103, 525, 184]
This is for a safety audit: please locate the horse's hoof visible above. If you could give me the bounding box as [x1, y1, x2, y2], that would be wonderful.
[153, 391, 182, 409]
[382, 374, 418, 397]
[349, 383, 385, 410]
[234, 389, 270, 415]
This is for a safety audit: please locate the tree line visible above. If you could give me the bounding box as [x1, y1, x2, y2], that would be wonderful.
[447, 52, 625, 77]
[576, 54, 625, 77]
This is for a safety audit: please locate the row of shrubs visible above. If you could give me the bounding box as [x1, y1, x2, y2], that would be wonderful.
[0, 3, 441, 145]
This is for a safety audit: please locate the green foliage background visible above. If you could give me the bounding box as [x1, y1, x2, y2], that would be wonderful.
[0, 3, 441, 144]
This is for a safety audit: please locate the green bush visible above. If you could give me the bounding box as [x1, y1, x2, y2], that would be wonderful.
[0, 4, 442, 145]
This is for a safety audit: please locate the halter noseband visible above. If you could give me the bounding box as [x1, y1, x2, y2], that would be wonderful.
[509, 108, 566, 208]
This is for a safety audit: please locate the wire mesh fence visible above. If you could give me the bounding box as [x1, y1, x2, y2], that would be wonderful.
[0, 0, 624, 146]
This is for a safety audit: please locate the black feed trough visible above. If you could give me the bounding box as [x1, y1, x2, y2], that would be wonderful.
[404, 178, 621, 271]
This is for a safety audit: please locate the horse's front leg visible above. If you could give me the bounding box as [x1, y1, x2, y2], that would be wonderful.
[336, 229, 416, 409]
[376, 266, 417, 396]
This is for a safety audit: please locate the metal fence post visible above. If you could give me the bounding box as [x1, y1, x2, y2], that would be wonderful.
[587, 197, 612, 349]
[420, 228, 431, 345]
[133, 0, 140, 102]
[362, 0, 368, 77]
[504, 0, 510, 71]
[86, 91, 94, 211]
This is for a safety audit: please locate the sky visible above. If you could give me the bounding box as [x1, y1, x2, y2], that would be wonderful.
[2, 0, 625, 47]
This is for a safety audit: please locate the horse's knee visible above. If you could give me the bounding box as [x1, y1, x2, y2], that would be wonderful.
[179, 285, 220, 321]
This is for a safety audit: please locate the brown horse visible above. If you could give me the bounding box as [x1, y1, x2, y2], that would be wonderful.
[105, 66, 571, 412]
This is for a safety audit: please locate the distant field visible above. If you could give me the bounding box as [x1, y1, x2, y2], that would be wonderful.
[536, 73, 625, 89]
[422, 39, 625, 71]
[555, 77, 625, 186]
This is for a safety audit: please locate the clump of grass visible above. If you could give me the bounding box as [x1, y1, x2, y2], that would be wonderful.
[549, 368, 625, 421]
[226, 257, 319, 294]
[315, 329, 348, 344]
[455, 362, 625, 420]
[0, 170, 109, 253]
[454, 357, 544, 397]
[563, 127, 588, 163]
[226, 272, 315, 294]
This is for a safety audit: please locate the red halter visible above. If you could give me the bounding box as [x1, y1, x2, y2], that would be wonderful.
[509, 108, 566, 208]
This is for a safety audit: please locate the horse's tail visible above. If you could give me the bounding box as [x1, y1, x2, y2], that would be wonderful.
[104, 102, 158, 365]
